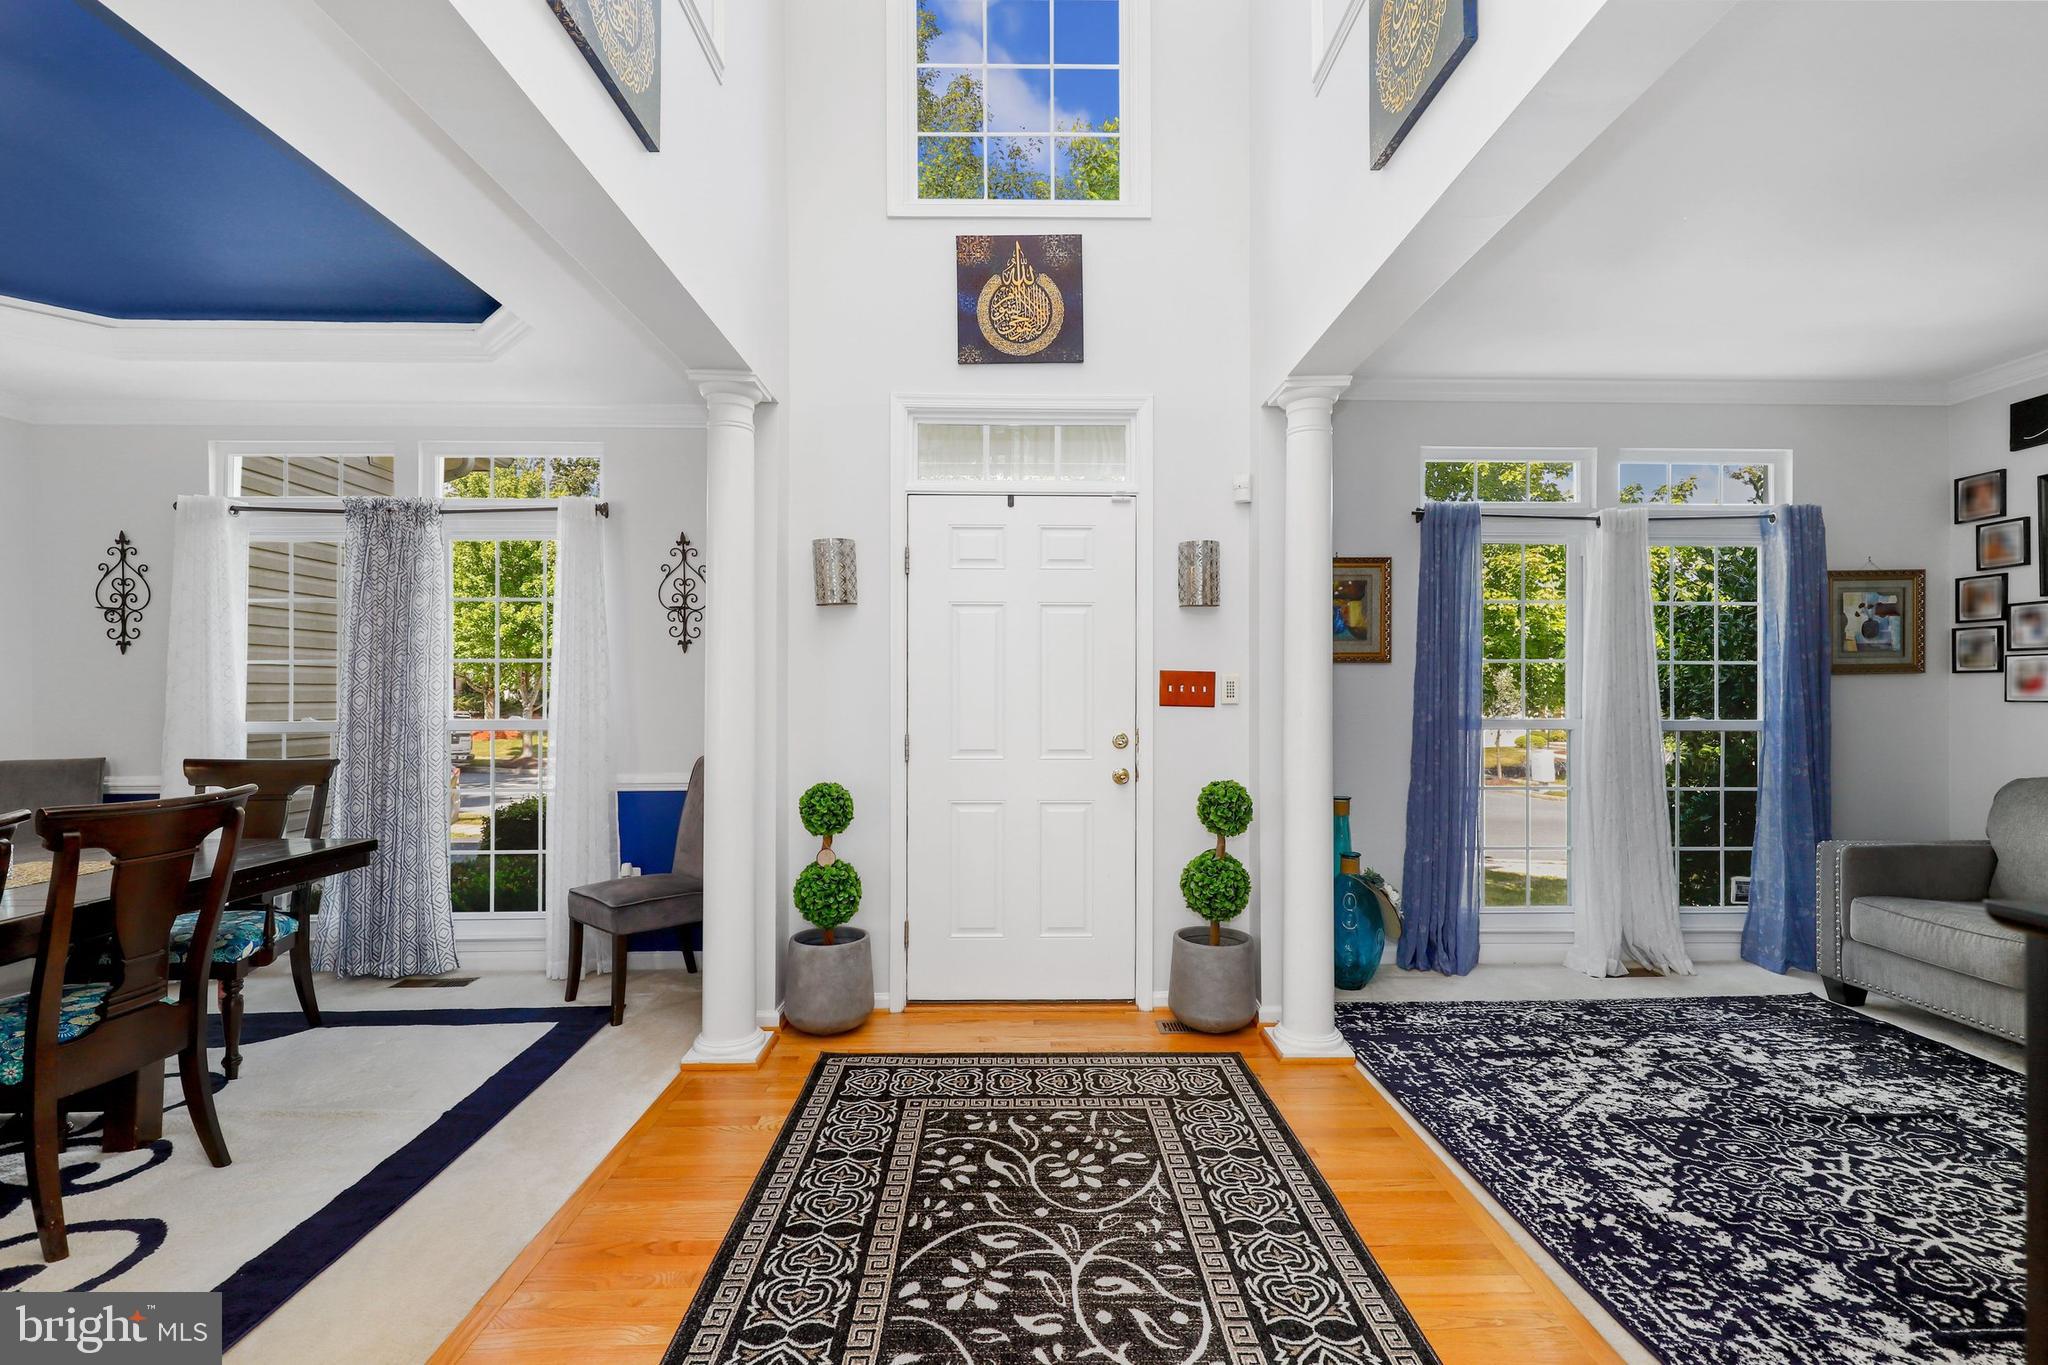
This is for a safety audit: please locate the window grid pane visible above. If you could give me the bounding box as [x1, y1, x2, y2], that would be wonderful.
[916, 0, 1121, 202]
[1480, 538, 1572, 909]
[1656, 542, 1761, 906]
[1424, 458, 1583, 506]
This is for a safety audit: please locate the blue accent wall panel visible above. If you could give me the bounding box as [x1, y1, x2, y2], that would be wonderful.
[0, 0, 498, 323]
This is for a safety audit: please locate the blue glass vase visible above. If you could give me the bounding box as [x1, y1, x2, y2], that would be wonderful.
[1335, 853, 1386, 990]
[1333, 796, 1352, 877]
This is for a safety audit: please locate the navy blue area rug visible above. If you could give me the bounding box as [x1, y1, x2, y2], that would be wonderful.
[1338, 995, 2022, 1365]
[0, 1005, 608, 1349]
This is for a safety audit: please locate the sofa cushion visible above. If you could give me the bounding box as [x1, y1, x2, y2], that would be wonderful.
[1848, 896, 2024, 990]
[1987, 777, 2048, 902]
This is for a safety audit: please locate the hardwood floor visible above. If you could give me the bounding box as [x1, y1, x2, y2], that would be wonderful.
[431, 1006, 1621, 1364]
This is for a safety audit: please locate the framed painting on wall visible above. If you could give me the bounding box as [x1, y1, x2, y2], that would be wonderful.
[2012, 392, 2048, 452]
[2009, 652, 2048, 702]
[1369, 0, 1479, 169]
[547, 0, 661, 150]
[1954, 625, 2003, 674]
[1957, 573, 2008, 623]
[956, 236, 1085, 365]
[1334, 556, 1393, 663]
[2010, 601, 2048, 652]
[1826, 569, 1925, 674]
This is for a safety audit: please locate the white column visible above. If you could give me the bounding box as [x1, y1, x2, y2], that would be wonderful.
[1264, 377, 1354, 1058]
[682, 372, 776, 1067]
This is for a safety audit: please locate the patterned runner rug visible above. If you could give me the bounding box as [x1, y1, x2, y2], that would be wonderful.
[1338, 995, 2022, 1365]
[665, 1053, 1437, 1365]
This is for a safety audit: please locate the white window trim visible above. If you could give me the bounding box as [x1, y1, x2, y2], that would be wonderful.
[680, 0, 727, 83]
[885, 0, 1152, 219]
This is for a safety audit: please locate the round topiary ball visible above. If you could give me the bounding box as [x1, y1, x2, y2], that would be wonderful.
[1195, 779, 1253, 840]
[1180, 849, 1251, 926]
[794, 859, 862, 933]
[799, 781, 855, 838]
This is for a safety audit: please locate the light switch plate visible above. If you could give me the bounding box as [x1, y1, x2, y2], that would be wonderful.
[1160, 670, 1216, 707]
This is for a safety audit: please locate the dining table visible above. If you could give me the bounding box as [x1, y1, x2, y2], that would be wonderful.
[1, 834, 377, 1147]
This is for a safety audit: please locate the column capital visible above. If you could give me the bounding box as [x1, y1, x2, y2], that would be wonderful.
[692, 369, 776, 425]
[1264, 375, 1353, 421]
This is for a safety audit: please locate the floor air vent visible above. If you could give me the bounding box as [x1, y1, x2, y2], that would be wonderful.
[391, 976, 478, 989]
[1156, 1020, 1193, 1034]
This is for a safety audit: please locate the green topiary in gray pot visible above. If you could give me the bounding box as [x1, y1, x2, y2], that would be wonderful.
[1171, 779, 1258, 1033]
[786, 782, 872, 1035]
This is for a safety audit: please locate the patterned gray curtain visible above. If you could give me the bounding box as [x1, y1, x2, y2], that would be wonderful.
[315, 498, 459, 978]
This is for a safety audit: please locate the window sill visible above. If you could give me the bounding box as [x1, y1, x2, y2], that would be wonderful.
[887, 193, 1151, 221]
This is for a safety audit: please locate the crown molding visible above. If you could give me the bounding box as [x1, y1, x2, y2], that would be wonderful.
[1343, 375, 1954, 407]
[0, 294, 529, 365]
[1947, 346, 2048, 405]
[5, 396, 708, 429]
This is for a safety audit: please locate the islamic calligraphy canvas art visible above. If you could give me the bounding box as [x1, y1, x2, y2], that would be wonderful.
[547, 0, 661, 151]
[957, 235, 1085, 365]
[1369, 0, 1477, 169]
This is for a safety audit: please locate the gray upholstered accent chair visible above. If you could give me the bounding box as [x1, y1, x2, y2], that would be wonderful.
[0, 759, 107, 816]
[1818, 776, 2048, 1044]
[565, 755, 704, 1026]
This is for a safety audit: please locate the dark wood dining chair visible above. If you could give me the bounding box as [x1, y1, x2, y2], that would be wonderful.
[1, 785, 253, 1261]
[180, 758, 338, 1079]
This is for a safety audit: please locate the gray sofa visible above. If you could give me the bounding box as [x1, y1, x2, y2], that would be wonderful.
[1818, 776, 2048, 1044]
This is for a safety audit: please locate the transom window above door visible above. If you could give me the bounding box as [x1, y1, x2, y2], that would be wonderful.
[891, 0, 1151, 216]
[914, 421, 1129, 485]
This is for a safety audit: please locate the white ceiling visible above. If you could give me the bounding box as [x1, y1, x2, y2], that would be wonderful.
[1361, 1, 2048, 396]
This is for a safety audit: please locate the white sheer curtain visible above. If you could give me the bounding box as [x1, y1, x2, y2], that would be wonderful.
[159, 496, 247, 798]
[545, 499, 615, 979]
[1567, 507, 1694, 978]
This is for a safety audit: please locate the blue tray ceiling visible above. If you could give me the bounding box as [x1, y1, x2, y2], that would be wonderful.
[0, 0, 499, 324]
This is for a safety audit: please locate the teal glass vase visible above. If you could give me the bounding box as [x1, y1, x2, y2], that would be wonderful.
[1334, 853, 1386, 990]
[1333, 796, 1352, 877]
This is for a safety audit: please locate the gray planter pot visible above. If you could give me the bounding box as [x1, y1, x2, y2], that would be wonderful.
[1168, 926, 1257, 1034]
[784, 927, 873, 1036]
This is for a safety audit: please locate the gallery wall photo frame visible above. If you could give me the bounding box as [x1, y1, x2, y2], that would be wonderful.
[1977, 517, 2031, 572]
[1955, 469, 2006, 523]
[2039, 475, 2048, 594]
[2012, 391, 2048, 452]
[2010, 600, 2048, 653]
[2008, 651, 2048, 702]
[1826, 568, 1925, 674]
[1333, 556, 1393, 663]
[1953, 624, 2004, 674]
[1956, 572, 2008, 623]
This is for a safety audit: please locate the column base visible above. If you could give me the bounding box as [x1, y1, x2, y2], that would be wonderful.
[681, 1028, 777, 1069]
[1261, 1024, 1354, 1061]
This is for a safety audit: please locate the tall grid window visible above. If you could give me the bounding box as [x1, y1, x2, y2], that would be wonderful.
[915, 0, 1122, 202]
[1653, 542, 1761, 907]
[447, 537, 554, 915]
[1479, 541, 1573, 909]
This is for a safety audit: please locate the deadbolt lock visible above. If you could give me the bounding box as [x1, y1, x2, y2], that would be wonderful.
[1112, 732, 1130, 750]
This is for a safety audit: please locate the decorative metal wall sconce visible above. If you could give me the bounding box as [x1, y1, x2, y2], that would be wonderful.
[812, 538, 857, 605]
[1177, 539, 1220, 607]
[658, 533, 705, 651]
[95, 531, 152, 654]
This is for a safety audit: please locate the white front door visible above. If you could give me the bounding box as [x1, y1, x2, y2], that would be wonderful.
[907, 493, 1138, 1000]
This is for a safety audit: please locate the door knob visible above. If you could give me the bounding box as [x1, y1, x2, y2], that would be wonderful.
[1112, 732, 1130, 750]
[1111, 768, 1131, 785]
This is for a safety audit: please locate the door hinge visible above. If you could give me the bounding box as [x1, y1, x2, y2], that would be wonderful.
[904, 733, 910, 761]
[903, 920, 910, 951]
[903, 546, 910, 575]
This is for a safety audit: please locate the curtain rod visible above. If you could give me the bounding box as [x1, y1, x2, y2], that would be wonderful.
[171, 499, 608, 518]
[1409, 506, 1774, 525]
